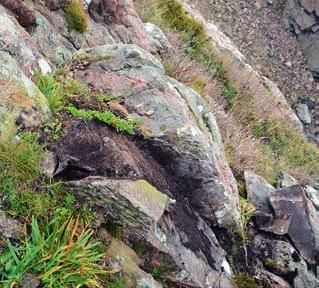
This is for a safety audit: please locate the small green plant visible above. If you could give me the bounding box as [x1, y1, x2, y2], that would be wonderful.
[0, 216, 107, 287]
[97, 94, 118, 103]
[44, 118, 63, 140]
[239, 197, 255, 240]
[150, 265, 169, 283]
[64, 0, 88, 33]
[234, 273, 260, 288]
[36, 73, 64, 112]
[67, 106, 140, 135]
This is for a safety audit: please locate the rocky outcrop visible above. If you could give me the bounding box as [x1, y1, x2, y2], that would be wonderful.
[245, 171, 319, 286]
[73, 43, 241, 229]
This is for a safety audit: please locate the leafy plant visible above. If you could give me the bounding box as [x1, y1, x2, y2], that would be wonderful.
[64, 0, 88, 33]
[0, 216, 107, 287]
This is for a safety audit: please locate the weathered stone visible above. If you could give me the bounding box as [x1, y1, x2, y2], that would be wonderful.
[305, 185, 319, 210]
[2, 0, 37, 30]
[269, 185, 318, 263]
[252, 235, 316, 288]
[106, 238, 163, 288]
[276, 171, 299, 188]
[295, 103, 312, 124]
[0, 52, 49, 134]
[244, 170, 275, 213]
[0, 213, 23, 240]
[144, 23, 171, 52]
[0, 6, 52, 76]
[74, 44, 241, 229]
[67, 178, 170, 240]
[41, 151, 58, 178]
[66, 176, 234, 287]
[255, 269, 291, 288]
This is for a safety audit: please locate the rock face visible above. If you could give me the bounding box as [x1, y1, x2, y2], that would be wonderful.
[88, 0, 153, 51]
[284, 0, 319, 78]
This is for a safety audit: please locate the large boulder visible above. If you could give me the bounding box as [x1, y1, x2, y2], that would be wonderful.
[73, 44, 241, 230]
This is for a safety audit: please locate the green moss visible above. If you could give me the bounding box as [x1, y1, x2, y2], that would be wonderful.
[64, 0, 88, 33]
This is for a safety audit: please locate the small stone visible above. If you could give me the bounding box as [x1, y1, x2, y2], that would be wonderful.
[285, 61, 293, 68]
[295, 103, 312, 124]
[41, 151, 58, 178]
[20, 273, 40, 288]
[0, 213, 23, 240]
[277, 171, 299, 188]
[103, 136, 110, 143]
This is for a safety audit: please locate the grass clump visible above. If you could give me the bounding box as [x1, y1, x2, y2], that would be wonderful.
[0, 216, 106, 287]
[239, 198, 255, 240]
[67, 106, 140, 135]
[234, 273, 260, 288]
[64, 0, 88, 33]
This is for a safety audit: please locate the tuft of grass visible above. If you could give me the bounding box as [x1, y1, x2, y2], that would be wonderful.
[234, 273, 260, 288]
[67, 106, 140, 135]
[0, 216, 107, 287]
[64, 0, 88, 33]
[0, 132, 74, 220]
[239, 198, 255, 240]
[36, 73, 64, 112]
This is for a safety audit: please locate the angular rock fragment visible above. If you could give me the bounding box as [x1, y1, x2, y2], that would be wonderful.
[269, 185, 318, 263]
[244, 170, 275, 213]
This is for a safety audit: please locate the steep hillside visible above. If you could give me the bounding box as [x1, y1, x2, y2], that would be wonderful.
[0, 0, 318, 287]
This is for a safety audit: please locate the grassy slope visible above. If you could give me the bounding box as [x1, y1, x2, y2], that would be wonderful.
[134, 0, 319, 185]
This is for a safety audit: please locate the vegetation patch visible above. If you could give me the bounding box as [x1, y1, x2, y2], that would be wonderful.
[64, 0, 88, 33]
[67, 106, 141, 135]
[0, 216, 106, 287]
[234, 273, 260, 288]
